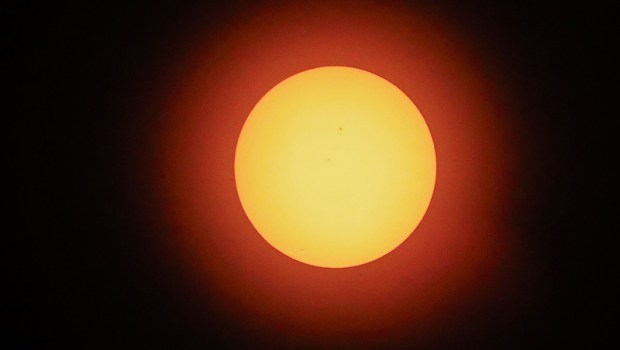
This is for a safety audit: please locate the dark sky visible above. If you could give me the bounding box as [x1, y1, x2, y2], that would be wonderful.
[16, 1, 612, 348]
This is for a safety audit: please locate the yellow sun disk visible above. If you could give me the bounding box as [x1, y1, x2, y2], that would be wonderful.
[234, 66, 436, 268]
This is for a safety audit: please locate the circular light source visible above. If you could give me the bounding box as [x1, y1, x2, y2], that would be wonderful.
[235, 66, 436, 268]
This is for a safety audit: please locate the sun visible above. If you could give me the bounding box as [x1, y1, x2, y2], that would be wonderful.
[234, 66, 436, 268]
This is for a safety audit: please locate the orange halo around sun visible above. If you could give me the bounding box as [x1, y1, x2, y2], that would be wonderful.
[235, 66, 436, 268]
[154, 0, 527, 342]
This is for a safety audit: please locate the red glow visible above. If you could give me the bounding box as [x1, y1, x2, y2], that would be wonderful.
[152, 1, 529, 344]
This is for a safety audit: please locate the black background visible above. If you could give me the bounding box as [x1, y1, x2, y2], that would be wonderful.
[15, 1, 613, 348]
